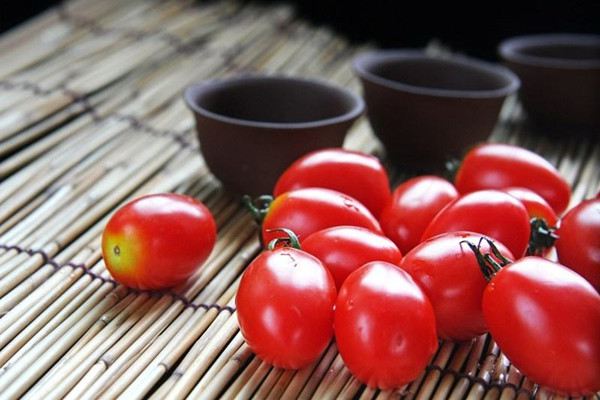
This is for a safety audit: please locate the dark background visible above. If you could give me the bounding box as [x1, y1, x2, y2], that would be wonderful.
[2, 0, 599, 60]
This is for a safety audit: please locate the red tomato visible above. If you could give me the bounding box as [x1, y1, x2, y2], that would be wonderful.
[482, 257, 600, 395]
[236, 246, 336, 369]
[422, 190, 530, 258]
[302, 226, 402, 290]
[274, 148, 391, 218]
[260, 188, 382, 245]
[400, 232, 514, 341]
[556, 198, 600, 291]
[380, 176, 458, 254]
[101, 193, 216, 290]
[502, 187, 558, 226]
[455, 143, 571, 215]
[334, 261, 438, 389]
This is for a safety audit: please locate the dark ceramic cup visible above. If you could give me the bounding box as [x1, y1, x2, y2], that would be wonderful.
[499, 34, 600, 130]
[184, 75, 364, 196]
[353, 50, 520, 169]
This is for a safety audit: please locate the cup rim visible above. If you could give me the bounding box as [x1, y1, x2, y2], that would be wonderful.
[498, 33, 600, 69]
[183, 74, 364, 130]
[352, 49, 520, 99]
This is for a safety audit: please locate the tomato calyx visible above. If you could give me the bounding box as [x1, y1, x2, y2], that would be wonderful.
[266, 228, 302, 251]
[527, 218, 558, 256]
[444, 158, 461, 182]
[242, 194, 273, 225]
[462, 238, 512, 282]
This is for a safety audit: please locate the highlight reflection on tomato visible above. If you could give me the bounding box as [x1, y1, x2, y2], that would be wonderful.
[101, 193, 217, 290]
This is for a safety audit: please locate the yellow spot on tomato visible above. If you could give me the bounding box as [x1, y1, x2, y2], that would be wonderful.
[102, 232, 143, 276]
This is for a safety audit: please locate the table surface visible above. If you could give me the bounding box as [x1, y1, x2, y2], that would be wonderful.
[0, 0, 599, 399]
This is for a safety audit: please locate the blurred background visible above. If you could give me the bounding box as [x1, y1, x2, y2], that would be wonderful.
[1, 0, 599, 60]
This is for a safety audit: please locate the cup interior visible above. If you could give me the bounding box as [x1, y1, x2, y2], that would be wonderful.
[354, 50, 519, 98]
[499, 34, 600, 68]
[185, 76, 363, 128]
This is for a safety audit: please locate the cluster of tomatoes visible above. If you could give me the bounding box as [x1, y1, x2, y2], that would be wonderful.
[235, 145, 600, 395]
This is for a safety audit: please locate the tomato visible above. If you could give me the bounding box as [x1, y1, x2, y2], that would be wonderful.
[454, 143, 571, 215]
[556, 198, 600, 291]
[302, 226, 402, 290]
[334, 261, 438, 389]
[502, 187, 558, 226]
[482, 256, 600, 395]
[422, 190, 530, 258]
[400, 232, 513, 341]
[274, 148, 391, 218]
[236, 243, 336, 369]
[255, 188, 382, 245]
[101, 193, 217, 290]
[380, 176, 458, 254]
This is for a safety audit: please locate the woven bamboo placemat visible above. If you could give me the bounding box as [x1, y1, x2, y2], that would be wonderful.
[0, 0, 598, 398]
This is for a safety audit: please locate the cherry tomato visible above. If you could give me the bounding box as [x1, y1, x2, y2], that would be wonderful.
[101, 193, 217, 290]
[455, 143, 571, 215]
[334, 261, 438, 389]
[274, 148, 391, 218]
[380, 176, 458, 254]
[482, 256, 600, 395]
[556, 198, 600, 291]
[422, 190, 530, 258]
[259, 188, 382, 245]
[502, 187, 558, 226]
[400, 232, 513, 341]
[302, 226, 402, 290]
[236, 244, 336, 369]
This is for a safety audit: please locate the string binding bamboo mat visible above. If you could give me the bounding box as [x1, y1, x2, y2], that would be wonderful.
[0, 0, 599, 398]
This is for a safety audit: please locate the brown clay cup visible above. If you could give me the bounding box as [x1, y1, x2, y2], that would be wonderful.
[499, 34, 600, 131]
[353, 50, 520, 170]
[184, 75, 364, 197]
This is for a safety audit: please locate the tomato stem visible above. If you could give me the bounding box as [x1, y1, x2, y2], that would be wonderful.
[242, 195, 273, 225]
[266, 228, 302, 251]
[527, 218, 558, 256]
[444, 158, 461, 182]
[461, 238, 511, 282]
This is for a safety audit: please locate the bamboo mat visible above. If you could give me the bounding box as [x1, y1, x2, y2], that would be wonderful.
[0, 0, 599, 399]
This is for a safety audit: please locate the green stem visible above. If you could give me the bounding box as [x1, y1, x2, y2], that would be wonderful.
[266, 228, 302, 251]
[242, 194, 273, 225]
[527, 218, 558, 256]
[461, 239, 509, 282]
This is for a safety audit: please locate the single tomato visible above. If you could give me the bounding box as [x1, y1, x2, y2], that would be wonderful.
[482, 256, 600, 395]
[380, 176, 458, 254]
[556, 198, 600, 291]
[248, 188, 382, 245]
[101, 193, 217, 290]
[421, 190, 530, 258]
[236, 239, 336, 369]
[401, 232, 513, 341]
[454, 143, 571, 215]
[273, 148, 391, 218]
[302, 226, 402, 290]
[334, 261, 438, 390]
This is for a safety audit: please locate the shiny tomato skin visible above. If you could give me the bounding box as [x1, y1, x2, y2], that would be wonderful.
[236, 247, 336, 369]
[400, 232, 514, 341]
[483, 257, 600, 395]
[455, 143, 571, 215]
[274, 148, 391, 218]
[302, 226, 402, 290]
[262, 188, 382, 245]
[556, 199, 600, 291]
[502, 187, 558, 226]
[422, 190, 530, 258]
[380, 176, 458, 254]
[334, 261, 438, 390]
[101, 193, 216, 290]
